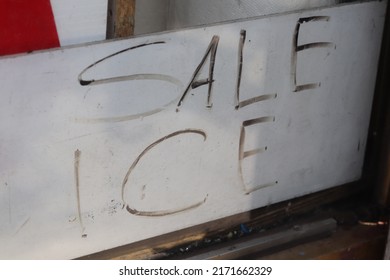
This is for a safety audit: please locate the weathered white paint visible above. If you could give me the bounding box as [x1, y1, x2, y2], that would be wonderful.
[134, 0, 170, 35]
[47, 1, 365, 44]
[134, 0, 349, 35]
[167, 0, 340, 29]
[0, 1, 386, 259]
[50, 0, 108, 46]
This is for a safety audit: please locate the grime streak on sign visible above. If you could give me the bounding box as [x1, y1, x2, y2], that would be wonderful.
[74, 149, 85, 236]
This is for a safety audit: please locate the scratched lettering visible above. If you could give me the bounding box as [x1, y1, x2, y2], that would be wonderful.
[121, 129, 208, 216]
[177, 35, 220, 109]
[291, 16, 334, 92]
[238, 116, 278, 194]
[235, 30, 277, 109]
[234, 29, 279, 194]
[77, 41, 183, 123]
[0, 1, 384, 260]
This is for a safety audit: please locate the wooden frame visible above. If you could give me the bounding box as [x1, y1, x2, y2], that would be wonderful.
[79, 181, 367, 259]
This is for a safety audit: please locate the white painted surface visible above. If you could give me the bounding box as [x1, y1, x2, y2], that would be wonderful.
[167, 0, 339, 29]
[134, 0, 348, 35]
[134, 0, 170, 35]
[50, 0, 108, 46]
[0, 1, 386, 259]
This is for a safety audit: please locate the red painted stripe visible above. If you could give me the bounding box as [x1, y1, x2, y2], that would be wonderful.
[0, 0, 60, 56]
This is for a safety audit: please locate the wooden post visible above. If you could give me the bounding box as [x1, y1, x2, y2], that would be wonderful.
[106, 0, 136, 39]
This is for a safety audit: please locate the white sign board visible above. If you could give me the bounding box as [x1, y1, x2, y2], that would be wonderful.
[0, 1, 386, 259]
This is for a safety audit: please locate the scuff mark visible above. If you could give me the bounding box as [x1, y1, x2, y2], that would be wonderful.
[14, 217, 30, 235]
[141, 185, 146, 200]
[74, 149, 85, 236]
[7, 182, 11, 224]
[74, 107, 164, 124]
